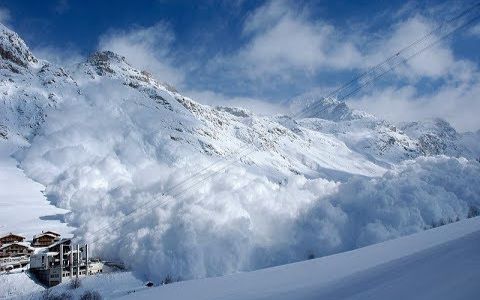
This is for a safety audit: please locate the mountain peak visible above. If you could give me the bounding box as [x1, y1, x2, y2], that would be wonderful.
[87, 50, 126, 64]
[0, 24, 38, 70]
[83, 50, 130, 76]
[290, 93, 370, 121]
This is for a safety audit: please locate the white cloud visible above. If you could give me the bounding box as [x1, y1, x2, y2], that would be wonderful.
[242, 0, 290, 34]
[16, 0, 479, 127]
[214, 0, 362, 80]
[362, 15, 456, 80]
[205, 1, 460, 89]
[349, 61, 480, 132]
[95, 21, 294, 115]
[346, 11, 480, 132]
[98, 23, 185, 87]
[91, 1, 478, 126]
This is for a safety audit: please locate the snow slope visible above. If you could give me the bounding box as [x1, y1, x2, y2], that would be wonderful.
[0, 138, 73, 239]
[18, 216, 480, 299]
[117, 216, 480, 300]
[0, 22, 479, 285]
[0, 269, 144, 299]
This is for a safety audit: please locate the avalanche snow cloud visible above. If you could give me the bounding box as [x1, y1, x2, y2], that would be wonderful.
[15, 80, 480, 281]
[15, 79, 343, 279]
[1, 23, 479, 283]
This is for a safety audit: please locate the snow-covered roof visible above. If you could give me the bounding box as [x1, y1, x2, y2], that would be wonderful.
[0, 232, 25, 240]
[33, 232, 60, 239]
[43, 231, 61, 237]
[0, 242, 34, 251]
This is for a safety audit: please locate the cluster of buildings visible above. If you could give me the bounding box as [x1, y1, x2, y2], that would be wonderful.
[0, 231, 63, 257]
[1, 231, 65, 259]
[0, 231, 103, 286]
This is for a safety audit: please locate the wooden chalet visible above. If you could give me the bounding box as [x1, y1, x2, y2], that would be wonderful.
[0, 242, 34, 258]
[32, 231, 61, 247]
[0, 233, 25, 246]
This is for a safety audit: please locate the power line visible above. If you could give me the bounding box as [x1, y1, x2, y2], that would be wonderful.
[297, 1, 480, 119]
[338, 11, 480, 102]
[84, 144, 262, 246]
[76, 141, 254, 244]
[81, 3, 480, 247]
[76, 2, 480, 248]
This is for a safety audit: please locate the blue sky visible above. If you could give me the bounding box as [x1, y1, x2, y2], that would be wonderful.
[1, 0, 480, 131]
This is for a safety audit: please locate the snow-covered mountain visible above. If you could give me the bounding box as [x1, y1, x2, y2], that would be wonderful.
[1, 23, 480, 284]
[0, 24, 79, 139]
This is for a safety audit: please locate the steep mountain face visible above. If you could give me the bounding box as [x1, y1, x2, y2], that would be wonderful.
[0, 24, 78, 139]
[400, 118, 471, 157]
[1, 24, 479, 283]
[0, 24, 37, 70]
[67, 49, 384, 179]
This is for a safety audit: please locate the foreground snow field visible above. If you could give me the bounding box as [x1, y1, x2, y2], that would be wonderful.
[0, 272, 43, 299]
[118, 216, 480, 300]
[0, 270, 144, 299]
[15, 216, 479, 299]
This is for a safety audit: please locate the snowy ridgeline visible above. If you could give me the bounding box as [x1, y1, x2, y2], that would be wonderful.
[13, 216, 480, 300]
[0, 21, 479, 286]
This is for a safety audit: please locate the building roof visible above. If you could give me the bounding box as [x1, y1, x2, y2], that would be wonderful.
[33, 232, 60, 239]
[43, 231, 61, 237]
[0, 232, 25, 240]
[0, 241, 34, 251]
